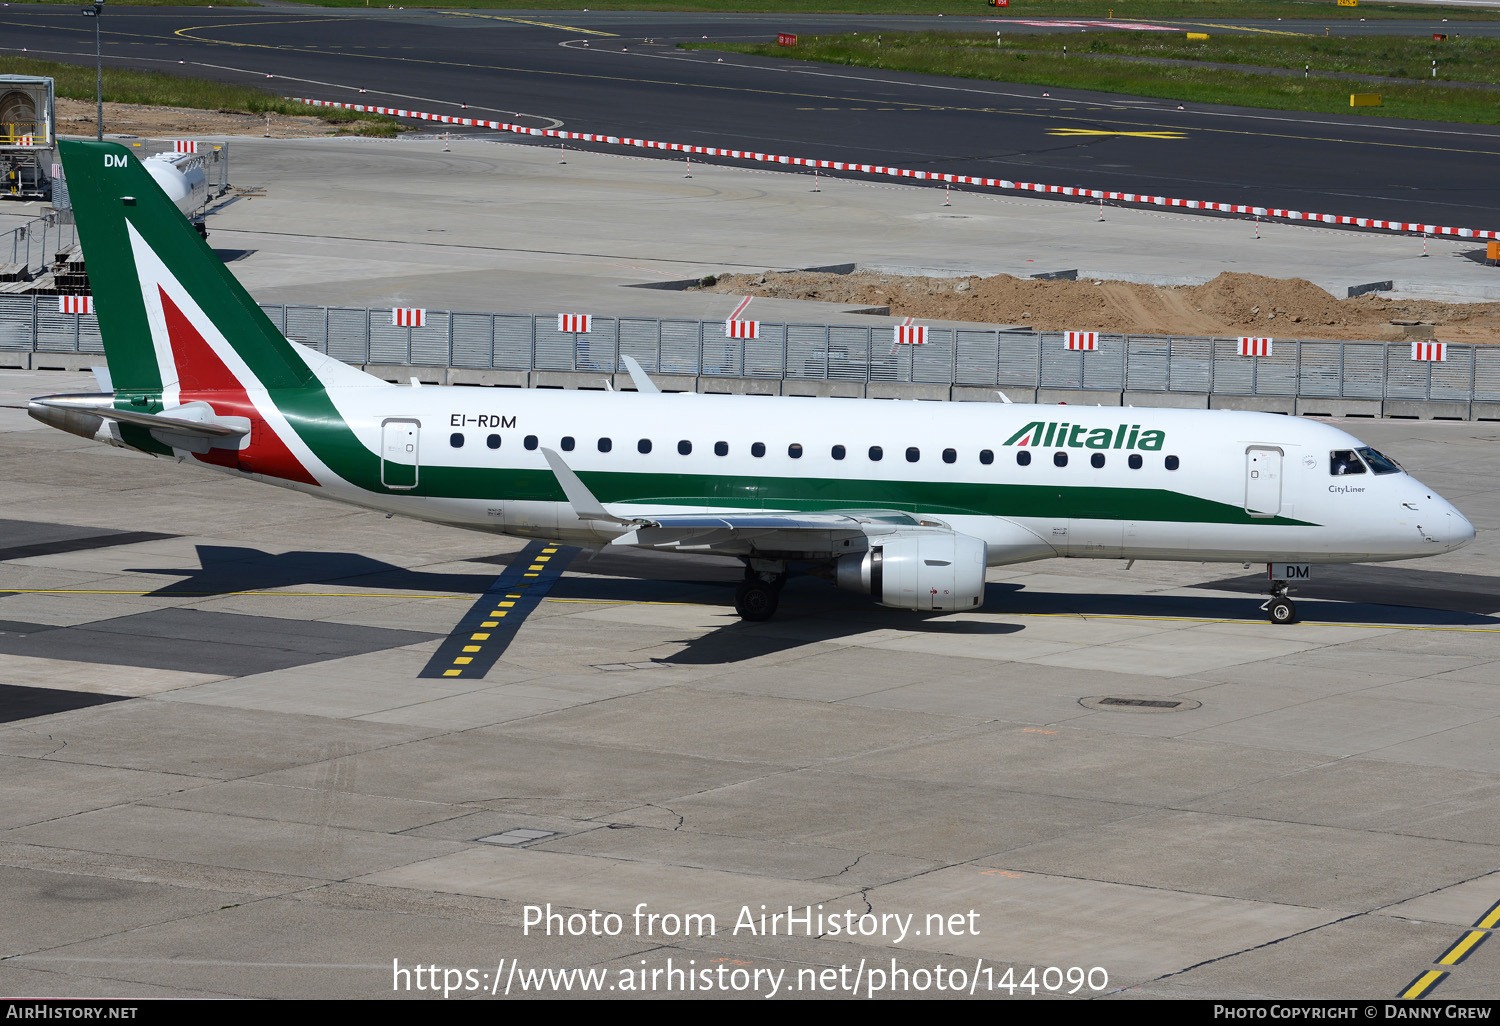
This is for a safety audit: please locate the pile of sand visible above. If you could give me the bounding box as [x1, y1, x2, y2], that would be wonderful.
[696, 269, 1500, 343]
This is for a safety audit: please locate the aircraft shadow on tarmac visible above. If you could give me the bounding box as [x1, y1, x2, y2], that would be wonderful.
[128, 546, 1500, 631]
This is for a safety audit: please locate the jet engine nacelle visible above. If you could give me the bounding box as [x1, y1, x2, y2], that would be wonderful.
[144, 154, 208, 218]
[835, 531, 988, 611]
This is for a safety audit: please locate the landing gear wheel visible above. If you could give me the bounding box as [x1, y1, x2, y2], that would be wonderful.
[734, 580, 779, 622]
[1267, 596, 1298, 625]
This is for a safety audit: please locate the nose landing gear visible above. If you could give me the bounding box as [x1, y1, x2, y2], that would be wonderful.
[1263, 580, 1298, 625]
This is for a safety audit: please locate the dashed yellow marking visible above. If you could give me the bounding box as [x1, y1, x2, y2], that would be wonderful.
[528, 564, 544, 571]
[1476, 901, 1500, 931]
[1400, 969, 1447, 1000]
[462, 645, 481, 653]
[1436, 930, 1488, 966]
[481, 621, 499, 627]
[524, 573, 539, 577]
[454, 656, 473, 665]
[471, 633, 491, 641]
[443, 669, 462, 677]
[499, 601, 516, 607]
[442, 11, 618, 36]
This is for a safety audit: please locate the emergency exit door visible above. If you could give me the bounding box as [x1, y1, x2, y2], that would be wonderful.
[1245, 446, 1282, 517]
[381, 419, 420, 490]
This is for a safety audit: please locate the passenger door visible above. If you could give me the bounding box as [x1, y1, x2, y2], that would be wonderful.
[1245, 446, 1282, 518]
[381, 418, 420, 490]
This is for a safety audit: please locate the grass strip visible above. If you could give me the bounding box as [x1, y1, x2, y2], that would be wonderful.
[697, 33, 1500, 124]
[0, 56, 404, 136]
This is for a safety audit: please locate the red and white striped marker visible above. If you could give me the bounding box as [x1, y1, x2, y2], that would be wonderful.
[1412, 341, 1446, 362]
[1238, 337, 1273, 357]
[895, 325, 928, 345]
[19, 135, 33, 147]
[1065, 331, 1099, 351]
[58, 295, 93, 314]
[173, 140, 198, 154]
[392, 308, 426, 327]
[725, 319, 760, 339]
[558, 314, 592, 333]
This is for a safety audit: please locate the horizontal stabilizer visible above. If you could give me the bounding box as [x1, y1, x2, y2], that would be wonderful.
[31, 399, 248, 439]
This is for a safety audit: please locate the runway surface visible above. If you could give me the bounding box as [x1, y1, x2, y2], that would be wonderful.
[5, 5, 1500, 229]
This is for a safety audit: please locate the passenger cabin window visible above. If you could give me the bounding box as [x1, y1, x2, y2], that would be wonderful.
[638, 439, 652, 454]
[942, 448, 957, 465]
[561, 436, 575, 452]
[1016, 451, 1031, 467]
[788, 443, 803, 459]
[523, 435, 538, 451]
[598, 437, 612, 453]
[1128, 454, 1143, 470]
[751, 442, 766, 458]
[979, 449, 994, 466]
[1091, 453, 1105, 469]
[906, 447, 920, 463]
[1330, 450, 1365, 475]
[1165, 455, 1180, 471]
[1054, 451, 1068, 468]
[869, 446, 884, 462]
[678, 440, 692, 456]
[450, 433, 464, 448]
[831, 445, 846, 461]
[487, 434, 502, 450]
[714, 441, 728, 457]
[1356, 446, 1401, 475]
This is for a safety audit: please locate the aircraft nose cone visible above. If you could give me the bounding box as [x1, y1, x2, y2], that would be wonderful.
[1447, 508, 1476, 550]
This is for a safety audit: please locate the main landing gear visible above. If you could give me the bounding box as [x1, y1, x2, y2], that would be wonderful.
[734, 563, 788, 622]
[1263, 579, 1298, 625]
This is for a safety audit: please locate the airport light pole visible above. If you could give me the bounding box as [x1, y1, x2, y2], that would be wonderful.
[82, 0, 104, 140]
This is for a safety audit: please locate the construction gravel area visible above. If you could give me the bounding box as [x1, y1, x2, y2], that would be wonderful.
[697, 269, 1500, 343]
[55, 97, 353, 140]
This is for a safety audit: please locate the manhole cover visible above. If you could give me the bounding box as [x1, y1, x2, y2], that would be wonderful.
[1079, 695, 1201, 714]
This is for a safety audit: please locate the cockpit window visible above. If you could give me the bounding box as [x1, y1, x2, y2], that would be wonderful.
[1330, 450, 1366, 476]
[1356, 446, 1403, 475]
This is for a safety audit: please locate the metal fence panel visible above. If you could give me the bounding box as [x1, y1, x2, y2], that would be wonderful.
[955, 330, 998, 386]
[1169, 337, 1212, 393]
[533, 320, 579, 371]
[0, 296, 34, 350]
[407, 313, 452, 367]
[618, 318, 662, 374]
[1298, 342, 1341, 398]
[1124, 336, 1169, 392]
[1384, 345, 1431, 400]
[327, 308, 370, 364]
[78, 312, 103, 354]
[1085, 334, 1127, 391]
[451, 313, 494, 369]
[1212, 338, 1253, 395]
[783, 323, 825, 380]
[493, 315, 534, 370]
[257, 303, 286, 334]
[34, 308, 78, 353]
[574, 317, 617, 373]
[1475, 347, 1500, 403]
[284, 306, 328, 353]
[913, 328, 955, 384]
[659, 319, 700, 376]
[1431, 346, 1473, 402]
[1342, 342, 1386, 399]
[827, 325, 873, 382]
[1253, 343, 1299, 396]
[996, 332, 1040, 387]
[1039, 333, 1083, 389]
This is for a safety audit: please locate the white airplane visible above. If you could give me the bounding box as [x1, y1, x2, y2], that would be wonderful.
[28, 140, 1474, 625]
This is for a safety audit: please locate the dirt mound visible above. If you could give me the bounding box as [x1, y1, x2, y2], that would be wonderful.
[695, 269, 1500, 343]
[56, 97, 350, 140]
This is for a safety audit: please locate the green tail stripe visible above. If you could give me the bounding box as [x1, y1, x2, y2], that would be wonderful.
[58, 139, 318, 397]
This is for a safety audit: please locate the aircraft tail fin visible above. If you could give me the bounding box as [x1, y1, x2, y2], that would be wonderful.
[58, 139, 376, 399]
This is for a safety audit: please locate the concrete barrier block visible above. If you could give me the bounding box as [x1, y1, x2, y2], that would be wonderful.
[1209, 395, 1296, 414]
[1038, 389, 1123, 406]
[1124, 391, 1209, 409]
[1295, 398, 1382, 418]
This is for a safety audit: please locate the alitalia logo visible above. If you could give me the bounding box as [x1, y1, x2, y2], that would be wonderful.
[1004, 421, 1166, 451]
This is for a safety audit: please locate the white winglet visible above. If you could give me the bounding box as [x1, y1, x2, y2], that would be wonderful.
[620, 354, 662, 394]
[541, 448, 659, 527]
